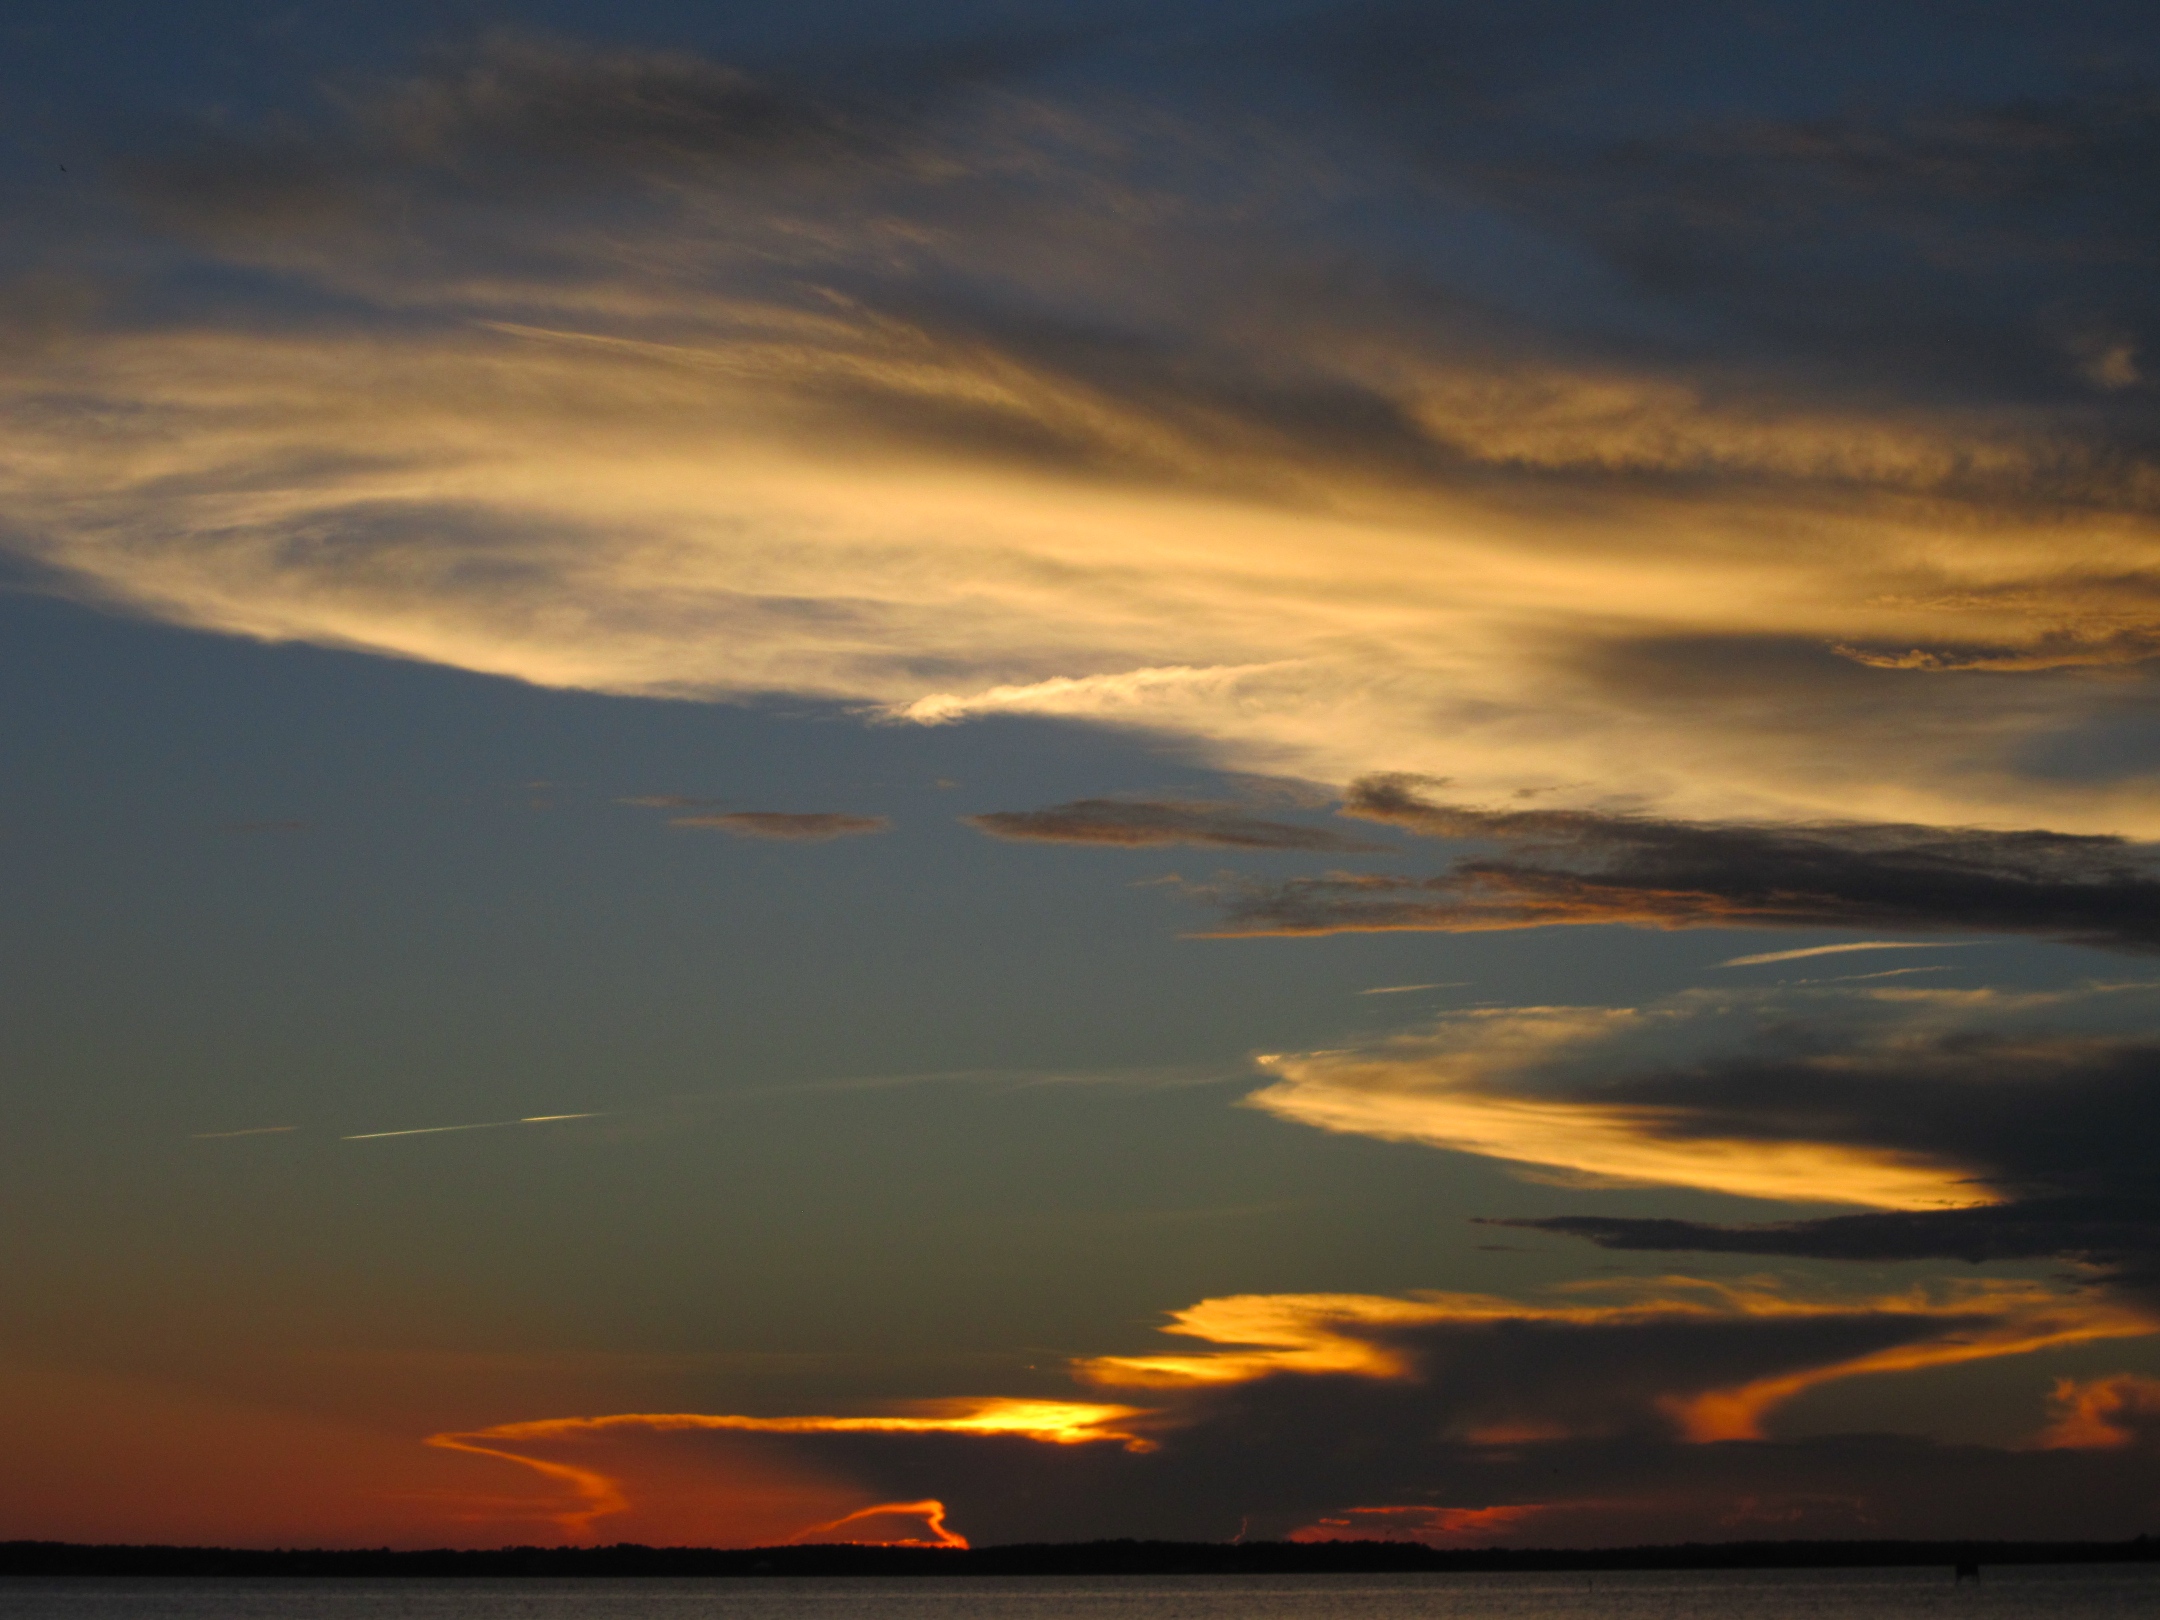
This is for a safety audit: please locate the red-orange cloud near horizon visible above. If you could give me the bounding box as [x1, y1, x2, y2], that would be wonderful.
[1289, 1503, 1547, 1544]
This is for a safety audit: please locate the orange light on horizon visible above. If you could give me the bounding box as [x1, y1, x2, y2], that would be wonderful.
[1288, 1502, 1547, 1543]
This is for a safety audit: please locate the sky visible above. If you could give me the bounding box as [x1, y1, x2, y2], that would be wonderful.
[5, 0, 2160, 1552]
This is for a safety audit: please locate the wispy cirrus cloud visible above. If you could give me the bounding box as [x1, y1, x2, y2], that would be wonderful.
[8, 27, 2160, 837]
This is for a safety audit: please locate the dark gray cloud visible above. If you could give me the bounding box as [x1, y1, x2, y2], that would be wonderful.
[968, 798, 1383, 851]
[70, 6, 2160, 631]
[1294, 4, 2160, 413]
[123, 32, 883, 239]
[468, 1285, 2157, 1545]
[1209, 773, 2160, 948]
[1463, 1021, 2160, 1300]
[1493, 1031, 2160, 1202]
[670, 811, 889, 840]
[1493, 1198, 2160, 1293]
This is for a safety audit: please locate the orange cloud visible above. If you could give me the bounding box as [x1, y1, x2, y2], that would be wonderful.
[1661, 1289, 2156, 1441]
[1075, 1292, 1444, 1387]
[792, 1499, 968, 1548]
[1246, 1007, 1978, 1209]
[406, 1275, 2158, 1544]
[13, 265, 2160, 840]
[425, 1399, 1147, 1540]
[2033, 1374, 2160, 1450]
[1078, 1277, 2154, 1444]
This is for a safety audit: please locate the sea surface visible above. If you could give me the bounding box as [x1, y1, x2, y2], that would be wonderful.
[2, 1566, 2155, 1620]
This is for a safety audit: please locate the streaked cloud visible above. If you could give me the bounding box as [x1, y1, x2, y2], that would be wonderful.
[1250, 1016, 1973, 1209]
[668, 812, 890, 840]
[13, 4, 2160, 1562]
[1073, 1277, 2149, 1444]
[427, 1399, 1145, 1535]
[6, 29, 2160, 843]
[966, 797, 1380, 851]
[428, 1273, 2154, 1545]
[1719, 941, 1972, 969]
[1247, 984, 2160, 1228]
[1207, 774, 2160, 949]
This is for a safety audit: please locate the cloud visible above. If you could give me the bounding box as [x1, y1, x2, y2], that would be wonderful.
[1304, 15, 2160, 407]
[424, 1274, 2155, 1546]
[1496, 1198, 2160, 1302]
[1718, 941, 1970, 968]
[123, 31, 881, 242]
[668, 812, 890, 840]
[1248, 982, 2160, 1234]
[1246, 1004, 1979, 1209]
[8, 29, 2160, 841]
[893, 667, 1293, 728]
[1288, 1503, 1544, 1543]
[427, 1399, 1146, 1536]
[792, 1499, 968, 1548]
[1207, 774, 2160, 949]
[2035, 1374, 2160, 1451]
[965, 797, 1381, 851]
[1242, 979, 2160, 1303]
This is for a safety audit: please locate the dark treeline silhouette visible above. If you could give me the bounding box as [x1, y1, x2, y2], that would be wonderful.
[3, 1537, 2157, 1578]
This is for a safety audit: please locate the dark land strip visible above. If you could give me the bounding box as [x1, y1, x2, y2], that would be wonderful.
[4, 1538, 2158, 1578]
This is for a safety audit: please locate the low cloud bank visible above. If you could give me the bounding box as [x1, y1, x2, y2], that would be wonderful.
[430, 1275, 2156, 1547]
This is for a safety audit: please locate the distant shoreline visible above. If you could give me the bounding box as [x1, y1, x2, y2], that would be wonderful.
[4, 1537, 2157, 1579]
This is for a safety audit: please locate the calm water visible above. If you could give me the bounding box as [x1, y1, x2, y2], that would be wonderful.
[3, 1567, 2156, 1620]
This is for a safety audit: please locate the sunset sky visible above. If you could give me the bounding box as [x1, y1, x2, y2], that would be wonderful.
[7, 0, 2160, 1551]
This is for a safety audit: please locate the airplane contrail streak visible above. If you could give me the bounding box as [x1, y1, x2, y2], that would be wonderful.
[342, 1113, 606, 1140]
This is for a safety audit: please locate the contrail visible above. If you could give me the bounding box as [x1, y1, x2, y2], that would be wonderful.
[1357, 981, 1468, 996]
[342, 1113, 603, 1141]
[1718, 940, 1985, 969]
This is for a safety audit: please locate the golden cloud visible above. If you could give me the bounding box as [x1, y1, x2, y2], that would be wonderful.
[1245, 1005, 1975, 1208]
[12, 68, 2160, 838]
